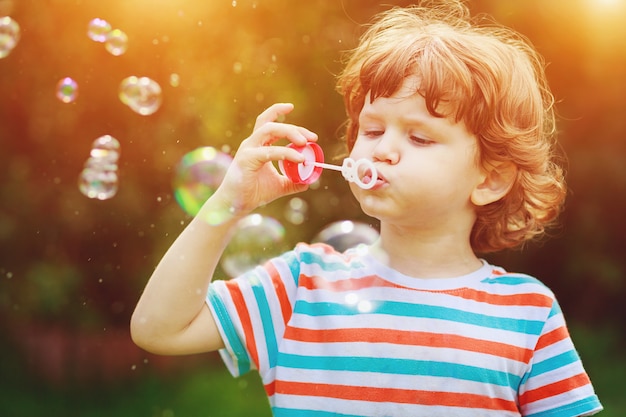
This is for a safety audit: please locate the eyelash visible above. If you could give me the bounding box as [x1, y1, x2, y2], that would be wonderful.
[361, 130, 434, 146]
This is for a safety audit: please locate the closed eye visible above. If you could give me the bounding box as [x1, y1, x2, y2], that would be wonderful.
[410, 135, 435, 146]
[361, 130, 384, 138]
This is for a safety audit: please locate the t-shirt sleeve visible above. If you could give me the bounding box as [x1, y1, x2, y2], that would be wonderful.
[518, 299, 602, 417]
[205, 248, 302, 378]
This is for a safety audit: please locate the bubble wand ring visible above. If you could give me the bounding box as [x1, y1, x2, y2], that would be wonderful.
[311, 158, 377, 190]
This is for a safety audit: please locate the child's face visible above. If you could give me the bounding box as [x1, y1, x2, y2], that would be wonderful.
[349, 75, 486, 231]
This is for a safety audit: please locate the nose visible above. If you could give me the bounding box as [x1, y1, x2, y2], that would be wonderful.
[372, 132, 400, 164]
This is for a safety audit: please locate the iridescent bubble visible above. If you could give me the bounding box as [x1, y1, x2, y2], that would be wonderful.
[221, 214, 287, 278]
[119, 76, 162, 116]
[79, 168, 118, 200]
[284, 197, 308, 225]
[87, 18, 112, 42]
[312, 220, 379, 252]
[90, 135, 120, 167]
[55, 77, 79, 103]
[78, 135, 121, 200]
[105, 28, 128, 56]
[0, 16, 20, 59]
[173, 147, 233, 217]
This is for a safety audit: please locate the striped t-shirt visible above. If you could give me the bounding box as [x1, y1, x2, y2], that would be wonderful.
[207, 242, 602, 417]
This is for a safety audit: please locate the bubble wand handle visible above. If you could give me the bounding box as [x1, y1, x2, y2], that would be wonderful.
[307, 158, 378, 190]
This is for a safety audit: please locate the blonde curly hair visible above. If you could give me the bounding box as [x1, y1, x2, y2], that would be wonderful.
[336, 0, 566, 253]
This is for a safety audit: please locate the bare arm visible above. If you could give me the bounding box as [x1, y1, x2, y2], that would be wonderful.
[130, 103, 317, 355]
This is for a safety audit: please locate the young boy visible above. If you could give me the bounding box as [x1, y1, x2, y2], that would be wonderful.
[131, 1, 603, 416]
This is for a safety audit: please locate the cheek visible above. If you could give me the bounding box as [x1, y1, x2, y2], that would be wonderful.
[348, 140, 369, 160]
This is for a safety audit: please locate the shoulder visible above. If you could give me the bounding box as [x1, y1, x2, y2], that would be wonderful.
[480, 265, 558, 305]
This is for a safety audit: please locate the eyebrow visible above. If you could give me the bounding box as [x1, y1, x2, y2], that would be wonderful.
[359, 110, 438, 131]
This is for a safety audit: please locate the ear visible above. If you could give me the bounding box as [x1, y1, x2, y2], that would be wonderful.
[471, 161, 517, 206]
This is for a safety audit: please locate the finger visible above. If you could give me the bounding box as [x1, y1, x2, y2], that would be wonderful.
[253, 103, 294, 130]
[244, 145, 307, 168]
[249, 122, 317, 147]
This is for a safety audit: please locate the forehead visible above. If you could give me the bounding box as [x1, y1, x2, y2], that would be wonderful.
[360, 75, 457, 121]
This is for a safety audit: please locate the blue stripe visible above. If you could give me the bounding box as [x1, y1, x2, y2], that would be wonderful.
[524, 396, 602, 417]
[548, 301, 561, 318]
[300, 251, 354, 272]
[206, 289, 250, 375]
[280, 251, 302, 287]
[481, 275, 545, 286]
[249, 276, 278, 367]
[273, 408, 361, 417]
[277, 353, 521, 388]
[294, 300, 544, 335]
[531, 350, 580, 377]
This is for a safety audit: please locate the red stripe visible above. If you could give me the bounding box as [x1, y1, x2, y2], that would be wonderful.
[519, 373, 591, 405]
[227, 284, 259, 368]
[275, 381, 518, 411]
[285, 327, 532, 363]
[299, 273, 400, 291]
[266, 261, 293, 326]
[299, 274, 551, 308]
[535, 326, 569, 351]
[448, 288, 553, 307]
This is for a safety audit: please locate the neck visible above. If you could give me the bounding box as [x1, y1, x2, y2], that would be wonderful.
[371, 223, 482, 278]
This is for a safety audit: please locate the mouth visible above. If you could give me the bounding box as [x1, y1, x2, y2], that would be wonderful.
[361, 168, 386, 189]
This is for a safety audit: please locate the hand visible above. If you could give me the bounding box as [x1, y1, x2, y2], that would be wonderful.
[210, 103, 318, 216]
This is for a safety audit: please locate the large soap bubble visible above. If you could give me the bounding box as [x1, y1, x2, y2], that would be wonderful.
[173, 147, 233, 217]
[119, 76, 162, 116]
[0, 16, 20, 59]
[220, 214, 287, 278]
[312, 220, 379, 252]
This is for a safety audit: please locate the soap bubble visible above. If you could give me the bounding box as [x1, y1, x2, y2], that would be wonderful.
[87, 18, 112, 42]
[78, 135, 121, 200]
[173, 147, 232, 217]
[79, 168, 118, 200]
[284, 197, 308, 225]
[119, 76, 162, 115]
[312, 220, 379, 252]
[55, 77, 79, 103]
[105, 28, 128, 56]
[0, 16, 20, 59]
[90, 135, 120, 167]
[221, 214, 287, 278]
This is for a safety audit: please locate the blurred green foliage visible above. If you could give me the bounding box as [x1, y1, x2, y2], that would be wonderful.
[1, 0, 625, 415]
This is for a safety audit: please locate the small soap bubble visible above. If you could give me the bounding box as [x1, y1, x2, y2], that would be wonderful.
[173, 147, 232, 217]
[220, 214, 287, 278]
[87, 18, 112, 42]
[312, 220, 379, 252]
[79, 167, 119, 200]
[55, 77, 79, 103]
[284, 197, 308, 225]
[119, 76, 162, 116]
[0, 16, 20, 59]
[90, 135, 120, 166]
[78, 135, 121, 200]
[105, 28, 128, 56]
